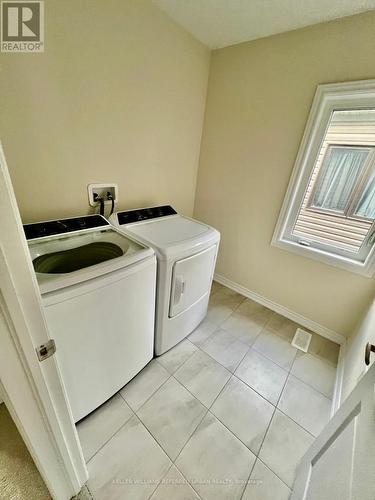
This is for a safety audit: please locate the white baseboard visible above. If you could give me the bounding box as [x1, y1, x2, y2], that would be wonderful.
[331, 340, 346, 415]
[214, 273, 346, 345]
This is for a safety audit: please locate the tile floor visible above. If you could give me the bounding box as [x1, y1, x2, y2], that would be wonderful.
[77, 282, 340, 500]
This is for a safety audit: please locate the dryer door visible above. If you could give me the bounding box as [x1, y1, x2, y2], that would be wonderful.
[169, 245, 217, 318]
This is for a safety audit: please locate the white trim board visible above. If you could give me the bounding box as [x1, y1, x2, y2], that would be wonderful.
[331, 339, 346, 415]
[214, 273, 346, 345]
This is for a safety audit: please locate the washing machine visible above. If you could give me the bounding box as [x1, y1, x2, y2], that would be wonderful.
[110, 206, 220, 355]
[24, 214, 156, 422]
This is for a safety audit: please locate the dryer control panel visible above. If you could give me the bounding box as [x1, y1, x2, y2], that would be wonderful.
[24, 215, 109, 240]
[117, 205, 177, 225]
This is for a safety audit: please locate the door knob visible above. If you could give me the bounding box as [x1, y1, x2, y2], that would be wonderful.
[365, 342, 375, 366]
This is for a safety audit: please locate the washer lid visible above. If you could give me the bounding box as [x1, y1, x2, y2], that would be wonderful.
[127, 216, 210, 248]
[28, 226, 154, 294]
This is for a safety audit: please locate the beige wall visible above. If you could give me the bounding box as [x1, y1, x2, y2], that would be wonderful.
[342, 296, 375, 400]
[0, 0, 209, 223]
[194, 12, 375, 337]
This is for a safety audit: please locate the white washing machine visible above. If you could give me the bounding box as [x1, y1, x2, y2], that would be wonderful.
[24, 214, 156, 422]
[110, 206, 220, 355]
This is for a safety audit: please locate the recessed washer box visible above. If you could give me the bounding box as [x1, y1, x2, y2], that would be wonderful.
[87, 183, 118, 206]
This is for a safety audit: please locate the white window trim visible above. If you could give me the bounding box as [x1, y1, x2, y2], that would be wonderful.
[272, 79, 375, 278]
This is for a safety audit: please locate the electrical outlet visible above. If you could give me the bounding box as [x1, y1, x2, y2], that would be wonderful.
[87, 183, 118, 207]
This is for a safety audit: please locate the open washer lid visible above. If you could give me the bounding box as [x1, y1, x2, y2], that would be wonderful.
[25, 215, 154, 293]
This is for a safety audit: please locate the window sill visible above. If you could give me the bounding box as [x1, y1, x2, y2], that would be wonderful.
[271, 237, 374, 278]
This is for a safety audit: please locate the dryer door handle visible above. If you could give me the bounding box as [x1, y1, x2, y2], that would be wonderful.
[173, 275, 185, 306]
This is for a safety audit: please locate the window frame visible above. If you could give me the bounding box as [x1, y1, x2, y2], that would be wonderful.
[272, 80, 375, 277]
[306, 144, 375, 220]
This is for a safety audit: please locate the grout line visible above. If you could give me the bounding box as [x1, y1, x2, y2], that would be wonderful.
[275, 406, 317, 439]
[80, 403, 136, 464]
[253, 456, 292, 491]
[239, 458, 257, 500]
[172, 463, 204, 500]
[84, 410, 137, 465]
[134, 382, 208, 464]
[239, 362, 294, 499]
[166, 372, 236, 499]
[232, 373, 277, 408]
[82, 484, 95, 499]
[145, 462, 174, 500]
[272, 365, 319, 437]
[251, 342, 296, 372]
[207, 398, 263, 453]
[288, 371, 334, 401]
[121, 371, 173, 414]
[85, 360, 183, 464]
[189, 324, 221, 349]
[156, 338, 199, 374]
[125, 414, 175, 500]
[198, 336, 252, 375]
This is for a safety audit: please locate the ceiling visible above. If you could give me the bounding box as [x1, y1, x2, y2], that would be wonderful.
[153, 0, 375, 49]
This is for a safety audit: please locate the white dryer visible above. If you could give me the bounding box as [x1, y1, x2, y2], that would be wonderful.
[110, 206, 220, 355]
[24, 214, 156, 421]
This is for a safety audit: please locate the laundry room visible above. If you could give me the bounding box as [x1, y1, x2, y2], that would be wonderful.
[0, 1, 375, 499]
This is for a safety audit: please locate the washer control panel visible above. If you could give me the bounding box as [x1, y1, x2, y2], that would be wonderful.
[24, 215, 109, 240]
[117, 205, 177, 225]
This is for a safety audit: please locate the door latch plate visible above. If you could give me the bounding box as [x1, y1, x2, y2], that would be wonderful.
[36, 339, 56, 361]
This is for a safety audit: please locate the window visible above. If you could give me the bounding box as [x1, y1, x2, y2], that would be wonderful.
[272, 81, 375, 277]
[309, 145, 373, 215]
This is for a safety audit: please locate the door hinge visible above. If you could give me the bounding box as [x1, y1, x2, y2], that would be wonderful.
[36, 339, 56, 362]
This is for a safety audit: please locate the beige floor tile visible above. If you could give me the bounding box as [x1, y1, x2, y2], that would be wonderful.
[150, 466, 200, 500]
[210, 281, 223, 296]
[211, 287, 246, 309]
[253, 330, 297, 370]
[308, 334, 340, 366]
[221, 312, 266, 345]
[235, 350, 288, 405]
[259, 410, 314, 488]
[236, 299, 272, 319]
[207, 288, 245, 325]
[265, 313, 299, 342]
[211, 377, 274, 454]
[189, 318, 218, 347]
[174, 350, 231, 407]
[176, 413, 256, 500]
[77, 394, 133, 462]
[88, 415, 171, 500]
[207, 301, 234, 325]
[242, 459, 291, 500]
[291, 352, 336, 398]
[157, 339, 197, 374]
[201, 328, 249, 371]
[278, 376, 331, 437]
[137, 378, 206, 460]
[120, 360, 170, 411]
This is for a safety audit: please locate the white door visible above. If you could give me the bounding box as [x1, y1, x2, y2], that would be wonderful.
[0, 143, 87, 499]
[169, 245, 217, 317]
[291, 360, 375, 500]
